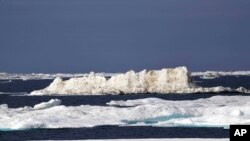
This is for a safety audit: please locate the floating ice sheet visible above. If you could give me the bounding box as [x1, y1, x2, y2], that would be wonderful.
[191, 71, 250, 78]
[0, 72, 116, 80]
[0, 96, 250, 130]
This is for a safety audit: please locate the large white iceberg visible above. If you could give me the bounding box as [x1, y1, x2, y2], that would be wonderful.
[0, 96, 250, 130]
[30, 67, 248, 95]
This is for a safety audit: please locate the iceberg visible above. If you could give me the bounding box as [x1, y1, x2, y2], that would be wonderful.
[1, 96, 250, 130]
[30, 67, 249, 95]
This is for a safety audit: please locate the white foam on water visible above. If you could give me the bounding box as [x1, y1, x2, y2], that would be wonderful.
[1, 96, 250, 130]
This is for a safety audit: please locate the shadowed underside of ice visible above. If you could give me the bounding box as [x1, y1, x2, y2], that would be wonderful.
[30, 67, 248, 95]
[0, 96, 250, 130]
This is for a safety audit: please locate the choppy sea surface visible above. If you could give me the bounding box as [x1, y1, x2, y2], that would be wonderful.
[0, 76, 250, 140]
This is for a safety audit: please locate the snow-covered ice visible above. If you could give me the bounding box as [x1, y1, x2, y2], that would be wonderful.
[1, 96, 250, 130]
[30, 67, 249, 95]
[0, 72, 115, 80]
[33, 99, 61, 110]
[191, 71, 250, 79]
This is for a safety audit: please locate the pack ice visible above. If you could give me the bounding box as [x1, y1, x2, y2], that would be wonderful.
[1, 96, 250, 130]
[30, 67, 248, 95]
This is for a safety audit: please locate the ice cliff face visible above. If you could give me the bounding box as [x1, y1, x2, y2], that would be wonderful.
[30, 67, 248, 95]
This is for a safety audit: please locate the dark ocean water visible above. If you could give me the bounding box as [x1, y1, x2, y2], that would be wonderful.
[0, 76, 250, 140]
[0, 126, 228, 141]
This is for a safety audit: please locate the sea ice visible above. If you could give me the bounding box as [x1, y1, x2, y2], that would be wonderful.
[0, 72, 115, 80]
[0, 96, 250, 130]
[30, 67, 249, 95]
[33, 99, 61, 110]
[191, 71, 250, 78]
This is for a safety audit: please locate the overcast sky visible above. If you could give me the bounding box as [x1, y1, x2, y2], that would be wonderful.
[0, 0, 250, 73]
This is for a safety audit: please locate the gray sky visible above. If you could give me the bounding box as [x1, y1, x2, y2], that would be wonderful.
[0, 0, 250, 73]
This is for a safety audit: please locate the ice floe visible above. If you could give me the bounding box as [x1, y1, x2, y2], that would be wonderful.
[0, 72, 115, 80]
[0, 96, 250, 130]
[33, 99, 61, 110]
[191, 71, 250, 79]
[30, 67, 249, 95]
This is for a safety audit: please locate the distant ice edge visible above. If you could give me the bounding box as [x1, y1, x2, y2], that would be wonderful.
[192, 71, 250, 77]
[1, 68, 250, 80]
[30, 67, 249, 95]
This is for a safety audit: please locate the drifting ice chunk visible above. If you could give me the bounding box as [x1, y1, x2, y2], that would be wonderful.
[33, 99, 61, 110]
[30, 67, 249, 95]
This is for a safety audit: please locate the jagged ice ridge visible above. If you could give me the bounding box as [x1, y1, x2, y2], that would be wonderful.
[30, 67, 249, 95]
